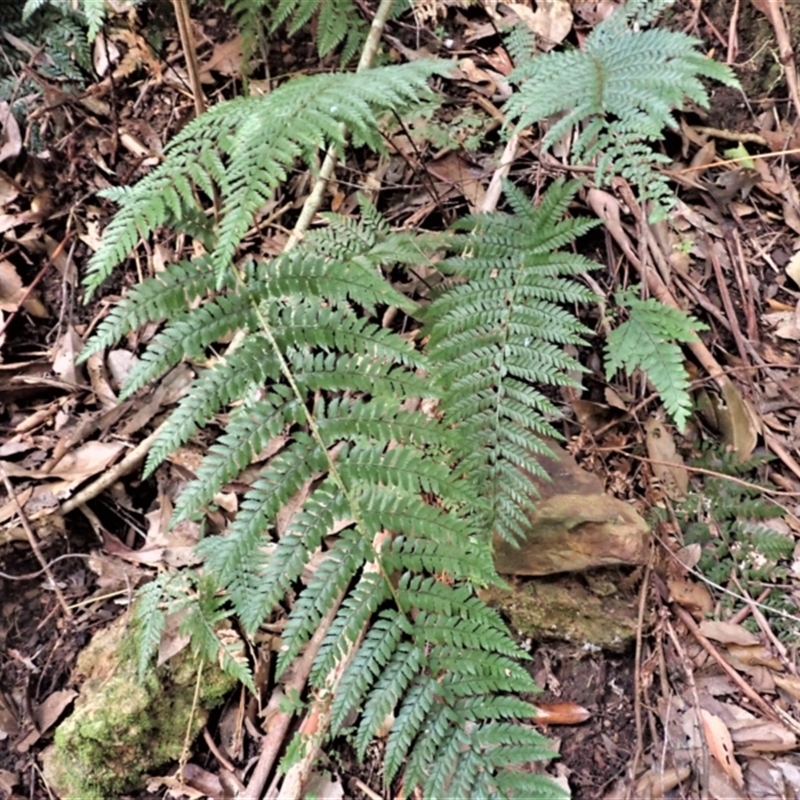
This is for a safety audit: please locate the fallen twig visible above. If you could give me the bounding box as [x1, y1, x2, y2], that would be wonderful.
[0, 467, 72, 618]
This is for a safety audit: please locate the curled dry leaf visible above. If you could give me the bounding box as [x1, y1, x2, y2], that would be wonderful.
[724, 643, 783, 671]
[667, 575, 713, 617]
[773, 673, 800, 702]
[532, 701, 592, 726]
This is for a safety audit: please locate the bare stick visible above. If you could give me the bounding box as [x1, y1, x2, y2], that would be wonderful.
[1, 467, 72, 618]
[242, 596, 345, 799]
[59, 422, 166, 515]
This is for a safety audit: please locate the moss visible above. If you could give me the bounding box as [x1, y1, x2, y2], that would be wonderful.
[483, 574, 642, 653]
[41, 618, 237, 798]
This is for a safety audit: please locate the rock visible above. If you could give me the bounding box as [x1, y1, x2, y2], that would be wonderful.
[41, 617, 236, 799]
[493, 441, 650, 576]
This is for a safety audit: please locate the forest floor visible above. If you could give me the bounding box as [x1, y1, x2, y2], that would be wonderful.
[2, 0, 800, 798]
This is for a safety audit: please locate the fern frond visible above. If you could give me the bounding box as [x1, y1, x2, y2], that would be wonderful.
[240, 480, 355, 632]
[505, 0, 739, 217]
[119, 295, 257, 398]
[426, 179, 597, 543]
[309, 570, 390, 685]
[277, 529, 375, 674]
[194, 443, 334, 602]
[129, 575, 170, 681]
[605, 288, 707, 429]
[329, 609, 413, 734]
[177, 575, 254, 689]
[80, 258, 231, 359]
[383, 675, 439, 784]
[83, 61, 449, 296]
[355, 642, 422, 759]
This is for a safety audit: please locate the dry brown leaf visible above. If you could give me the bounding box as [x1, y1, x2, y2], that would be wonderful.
[717, 378, 758, 460]
[700, 708, 744, 787]
[85, 351, 117, 407]
[0, 769, 17, 795]
[773, 673, 800, 701]
[425, 152, 487, 213]
[47, 440, 126, 484]
[0, 103, 22, 164]
[0, 260, 46, 318]
[645, 417, 688, 499]
[724, 643, 783, 671]
[51, 326, 86, 386]
[156, 611, 191, 666]
[699, 620, 761, 647]
[674, 543, 702, 571]
[92, 31, 121, 77]
[15, 690, 77, 753]
[165, 763, 225, 798]
[498, 0, 573, 47]
[668, 575, 713, 616]
[628, 765, 691, 798]
[304, 768, 345, 800]
[200, 35, 244, 80]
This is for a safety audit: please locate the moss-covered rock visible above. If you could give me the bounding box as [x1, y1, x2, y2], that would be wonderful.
[41, 617, 236, 799]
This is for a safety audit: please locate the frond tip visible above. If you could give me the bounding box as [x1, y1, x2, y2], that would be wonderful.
[605, 288, 708, 430]
[504, 0, 739, 219]
[82, 61, 451, 298]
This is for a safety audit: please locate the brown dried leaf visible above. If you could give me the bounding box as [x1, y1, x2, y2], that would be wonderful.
[668, 575, 713, 616]
[645, 417, 688, 499]
[773, 673, 800, 701]
[51, 327, 86, 386]
[0, 103, 22, 164]
[699, 620, 760, 647]
[15, 690, 77, 753]
[501, 0, 573, 47]
[700, 708, 743, 787]
[200, 35, 244, 80]
[724, 643, 783, 671]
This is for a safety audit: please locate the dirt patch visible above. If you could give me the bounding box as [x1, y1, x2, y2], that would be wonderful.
[531, 642, 637, 798]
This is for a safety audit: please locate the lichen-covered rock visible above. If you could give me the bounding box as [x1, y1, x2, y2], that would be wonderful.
[41, 617, 236, 799]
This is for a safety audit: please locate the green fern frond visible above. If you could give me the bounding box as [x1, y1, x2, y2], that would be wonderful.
[383, 675, 438, 784]
[83, 62, 449, 296]
[426, 179, 597, 543]
[178, 575, 254, 689]
[277, 530, 377, 673]
[80, 258, 231, 360]
[605, 287, 707, 429]
[120, 295, 258, 398]
[309, 571, 390, 685]
[128, 575, 170, 681]
[505, 0, 739, 218]
[142, 339, 282, 476]
[329, 608, 412, 734]
[23, 0, 109, 39]
[355, 642, 422, 759]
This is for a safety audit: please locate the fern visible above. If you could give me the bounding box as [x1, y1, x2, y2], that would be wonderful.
[82, 62, 448, 296]
[1, 0, 92, 133]
[76, 2, 740, 795]
[504, 0, 739, 219]
[672, 449, 796, 639]
[605, 287, 708, 429]
[425, 179, 599, 543]
[22, 0, 115, 40]
[84, 78, 563, 786]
